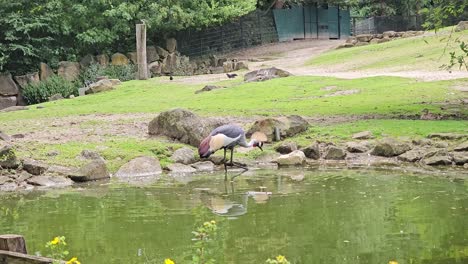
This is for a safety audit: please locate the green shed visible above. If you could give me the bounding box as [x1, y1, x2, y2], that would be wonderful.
[273, 4, 351, 41]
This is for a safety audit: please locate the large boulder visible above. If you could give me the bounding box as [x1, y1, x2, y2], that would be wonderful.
[356, 34, 373, 42]
[14, 72, 39, 89]
[302, 142, 320, 159]
[111, 53, 129, 65]
[40, 63, 54, 81]
[148, 61, 162, 76]
[275, 150, 306, 166]
[455, 21, 468, 32]
[85, 79, 117, 94]
[423, 156, 452, 166]
[171, 147, 196, 165]
[68, 160, 110, 182]
[323, 146, 347, 160]
[0, 143, 19, 169]
[115, 156, 162, 178]
[166, 38, 177, 53]
[0, 96, 17, 110]
[275, 141, 297, 154]
[27, 176, 73, 188]
[453, 152, 468, 165]
[0, 72, 19, 96]
[397, 148, 426, 162]
[156, 46, 169, 58]
[371, 138, 411, 157]
[454, 141, 468, 152]
[246, 116, 308, 142]
[127, 52, 138, 64]
[346, 142, 369, 153]
[96, 54, 110, 66]
[22, 158, 49, 175]
[244, 67, 292, 82]
[382, 31, 397, 38]
[148, 108, 219, 147]
[57, 61, 80, 81]
[146, 46, 159, 63]
[80, 54, 96, 68]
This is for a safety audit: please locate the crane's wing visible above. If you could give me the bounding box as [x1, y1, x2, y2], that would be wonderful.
[210, 124, 245, 139]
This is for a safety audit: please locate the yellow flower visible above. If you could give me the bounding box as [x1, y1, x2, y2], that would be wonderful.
[50, 237, 60, 245]
[66, 257, 81, 264]
[389, 261, 398, 264]
[210, 220, 216, 224]
[164, 258, 175, 264]
[276, 255, 286, 262]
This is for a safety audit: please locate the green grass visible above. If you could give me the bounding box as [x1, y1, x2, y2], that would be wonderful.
[0, 76, 466, 122]
[290, 119, 468, 146]
[307, 29, 468, 71]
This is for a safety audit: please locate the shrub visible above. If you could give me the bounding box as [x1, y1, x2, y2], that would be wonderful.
[78, 63, 137, 85]
[22, 76, 78, 105]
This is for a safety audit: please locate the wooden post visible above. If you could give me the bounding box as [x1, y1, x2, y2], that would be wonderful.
[136, 23, 148, 80]
[0, 234, 27, 254]
[274, 127, 281, 142]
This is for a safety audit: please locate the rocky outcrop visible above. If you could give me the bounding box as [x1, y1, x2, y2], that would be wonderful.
[371, 138, 411, 157]
[115, 156, 162, 178]
[247, 116, 308, 142]
[111, 53, 130, 65]
[148, 108, 221, 147]
[275, 150, 306, 166]
[341, 30, 424, 49]
[275, 141, 297, 154]
[302, 143, 320, 159]
[57, 61, 80, 81]
[171, 147, 196, 165]
[68, 159, 110, 182]
[244, 67, 291, 82]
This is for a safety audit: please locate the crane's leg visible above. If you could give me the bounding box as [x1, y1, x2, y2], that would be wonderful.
[223, 148, 228, 181]
[230, 148, 234, 166]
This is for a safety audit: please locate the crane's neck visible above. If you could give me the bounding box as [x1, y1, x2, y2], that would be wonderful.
[239, 138, 257, 148]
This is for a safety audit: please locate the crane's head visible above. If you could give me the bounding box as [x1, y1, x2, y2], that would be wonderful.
[252, 140, 263, 151]
[250, 132, 267, 151]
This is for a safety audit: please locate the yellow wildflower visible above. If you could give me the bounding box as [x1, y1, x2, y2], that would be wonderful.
[66, 257, 81, 264]
[164, 258, 175, 264]
[276, 255, 286, 262]
[50, 237, 60, 245]
[389, 261, 398, 264]
[210, 220, 216, 224]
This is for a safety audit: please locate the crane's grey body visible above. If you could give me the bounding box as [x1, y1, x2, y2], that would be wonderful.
[209, 124, 249, 149]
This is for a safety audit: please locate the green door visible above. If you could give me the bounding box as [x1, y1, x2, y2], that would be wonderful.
[304, 5, 318, 38]
[317, 6, 329, 39]
[273, 6, 305, 42]
[339, 8, 351, 38]
[328, 5, 340, 39]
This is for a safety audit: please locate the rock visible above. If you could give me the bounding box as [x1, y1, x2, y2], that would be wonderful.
[22, 158, 49, 175]
[0, 176, 12, 185]
[80, 149, 102, 160]
[378, 37, 391, 43]
[146, 46, 159, 63]
[345, 37, 357, 44]
[115, 156, 162, 178]
[46, 165, 76, 177]
[234, 61, 248, 71]
[397, 148, 426, 162]
[455, 21, 468, 32]
[148, 61, 161, 76]
[371, 138, 411, 157]
[370, 39, 380, 44]
[0, 143, 19, 169]
[346, 142, 369, 153]
[373, 34, 383, 39]
[383, 31, 397, 38]
[433, 141, 448, 148]
[428, 133, 466, 140]
[78, 87, 89, 96]
[356, 34, 373, 42]
[223, 61, 234, 73]
[275, 141, 297, 154]
[209, 156, 225, 165]
[167, 163, 196, 174]
[156, 46, 169, 58]
[57, 61, 80, 81]
[166, 38, 177, 53]
[412, 138, 433, 146]
[195, 85, 223, 94]
[423, 156, 452, 166]
[80, 54, 96, 68]
[127, 52, 138, 64]
[452, 152, 468, 165]
[323, 146, 347, 160]
[247, 115, 308, 142]
[27, 176, 73, 188]
[276, 150, 306, 166]
[0, 182, 18, 192]
[0, 131, 11, 141]
[68, 160, 110, 182]
[85, 79, 115, 94]
[355, 42, 370, 47]
[14, 72, 39, 89]
[244, 67, 292, 82]
[209, 67, 224, 74]
[171, 147, 196, 165]
[423, 148, 448, 159]
[111, 53, 129, 65]
[148, 108, 220, 147]
[191, 161, 215, 172]
[48, 93, 64, 101]
[40, 63, 54, 81]
[16, 171, 33, 183]
[96, 54, 109, 66]
[337, 43, 355, 49]
[0, 96, 17, 110]
[302, 143, 320, 159]
[454, 141, 468, 151]
[352, 131, 373, 140]
[0, 72, 19, 96]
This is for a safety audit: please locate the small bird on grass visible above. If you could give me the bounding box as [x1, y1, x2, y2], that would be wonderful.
[226, 73, 238, 79]
[198, 124, 267, 181]
[169, 75, 173, 80]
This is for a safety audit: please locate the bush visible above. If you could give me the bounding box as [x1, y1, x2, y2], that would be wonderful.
[78, 63, 136, 85]
[22, 76, 79, 105]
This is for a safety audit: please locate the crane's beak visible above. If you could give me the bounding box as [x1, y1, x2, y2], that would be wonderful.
[258, 145, 263, 151]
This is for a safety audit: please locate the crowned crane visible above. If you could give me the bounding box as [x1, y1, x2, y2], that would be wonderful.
[198, 124, 266, 181]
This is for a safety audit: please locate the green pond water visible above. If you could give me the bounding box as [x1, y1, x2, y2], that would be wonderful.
[0, 168, 467, 264]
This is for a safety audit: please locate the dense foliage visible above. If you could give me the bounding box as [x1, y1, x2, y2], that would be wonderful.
[79, 64, 137, 84]
[0, 0, 256, 75]
[21, 75, 78, 104]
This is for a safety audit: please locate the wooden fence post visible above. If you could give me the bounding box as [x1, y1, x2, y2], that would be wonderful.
[136, 23, 148, 80]
[0, 234, 27, 254]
